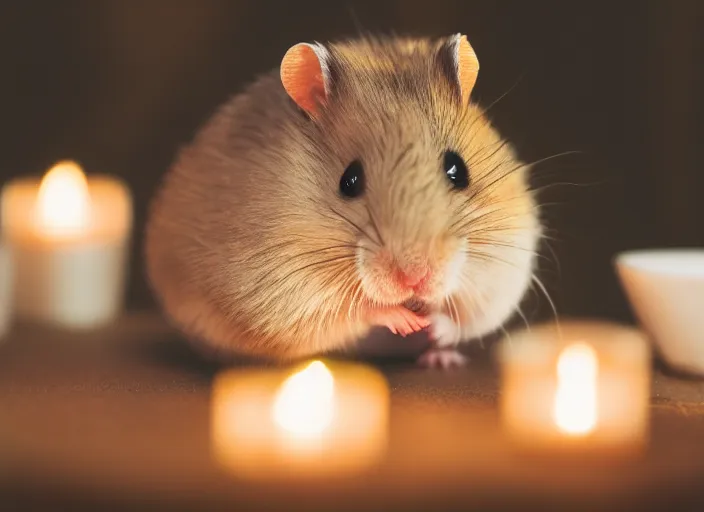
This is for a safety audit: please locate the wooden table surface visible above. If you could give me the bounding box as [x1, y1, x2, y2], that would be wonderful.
[1, 313, 703, 511]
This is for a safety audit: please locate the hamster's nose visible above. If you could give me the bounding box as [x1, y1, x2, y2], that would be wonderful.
[394, 265, 431, 290]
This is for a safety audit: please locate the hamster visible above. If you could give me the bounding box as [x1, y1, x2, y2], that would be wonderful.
[144, 34, 541, 369]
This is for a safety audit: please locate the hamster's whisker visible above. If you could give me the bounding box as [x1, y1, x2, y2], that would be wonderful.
[515, 304, 531, 334]
[451, 199, 519, 225]
[530, 273, 562, 339]
[346, 282, 359, 320]
[443, 296, 454, 323]
[499, 323, 514, 347]
[449, 296, 461, 326]
[480, 151, 581, 197]
[457, 218, 527, 235]
[347, 279, 366, 322]
[245, 256, 357, 302]
[247, 264, 355, 314]
[539, 237, 562, 278]
[272, 245, 359, 265]
[529, 181, 593, 196]
[484, 151, 583, 196]
[328, 207, 382, 247]
[529, 201, 569, 212]
[457, 274, 490, 346]
[476, 73, 525, 119]
[343, 279, 356, 321]
[536, 225, 560, 242]
[467, 192, 535, 214]
[244, 239, 307, 263]
[467, 162, 526, 202]
[466, 193, 536, 215]
[333, 274, 357, 326]
[443, 297, 451, 321]
[451, 208, 527, 232]
[365, 205, 387, 247]
[464, 249, 524, 275]
[465, 225, 529, 238]
[289, 233, 369, 249]
[466, 235, 538, 254]
[451, 211, 529, 235]
[527, 151, 584, 168]
[468, 139, 510, 170]
[467, 150, 580, 206]
[347, 278, 363, 306]
[465, 108, 493, 139]
[466, 137, 506, 162]
[467, 237, 549, 263]
[352, 280, 366, 318]
[243, 236, 364, 266]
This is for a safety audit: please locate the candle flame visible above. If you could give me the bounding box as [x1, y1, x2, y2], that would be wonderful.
[35, 160, 91, 237]
[272, 360, 335, 438]
[553, 342, 598, 436]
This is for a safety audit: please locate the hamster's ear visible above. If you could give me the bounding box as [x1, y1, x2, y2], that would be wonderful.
[280, 42, 331, 117]
[436, 34, 479, 107]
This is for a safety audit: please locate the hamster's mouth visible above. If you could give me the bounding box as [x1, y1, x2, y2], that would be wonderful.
[402, 297, 431, 316]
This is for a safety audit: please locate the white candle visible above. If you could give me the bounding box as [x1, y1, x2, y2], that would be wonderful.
[498, 320, 651, 457]
[1, 160, 132, 329]
[211, 359, 390, 480]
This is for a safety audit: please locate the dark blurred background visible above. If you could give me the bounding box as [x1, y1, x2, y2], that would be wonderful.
[1, 0, 702, 326]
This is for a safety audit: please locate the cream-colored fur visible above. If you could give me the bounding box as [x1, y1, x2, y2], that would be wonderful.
[144, 35, 540, 363]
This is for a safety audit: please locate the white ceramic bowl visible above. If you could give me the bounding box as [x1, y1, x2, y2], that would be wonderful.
[615, 248, 704, 376]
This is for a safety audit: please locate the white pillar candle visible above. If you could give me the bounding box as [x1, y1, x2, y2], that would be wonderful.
[211, 359, 390, 480]
[498, 320, 651, 457]
[1, 161, 132, 330]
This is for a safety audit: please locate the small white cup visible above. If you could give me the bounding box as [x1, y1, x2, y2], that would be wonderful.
[615, 248, 704, 376]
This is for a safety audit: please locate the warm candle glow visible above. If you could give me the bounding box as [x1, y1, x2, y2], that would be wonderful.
[272, 360, 335, 438]
[211, 361, 390, 479]
[1, 163, 133, 329]
[553, 342, 598, 436]
[499, 321, 650, 456]
[34, 160, 91, 237]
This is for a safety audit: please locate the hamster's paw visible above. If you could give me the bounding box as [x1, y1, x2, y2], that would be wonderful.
[429, 313, 463, 348]
[421, 314, 468, 368]
[417, 347, 468, 369]
[370, 307, 430, 337]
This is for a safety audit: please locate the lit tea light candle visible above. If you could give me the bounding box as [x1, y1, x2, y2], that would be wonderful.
[272, 361, 335, 437]
[552, 343, 599, 436]
[498, 320, 651, 456]
[211, 359, 389, 479]
[1, 160, 132, 329]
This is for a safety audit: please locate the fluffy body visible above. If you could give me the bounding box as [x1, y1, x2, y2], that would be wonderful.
[145, 36, 541, 364]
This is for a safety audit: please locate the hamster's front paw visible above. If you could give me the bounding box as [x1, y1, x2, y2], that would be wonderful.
[417, 347, 468, 369]
[369, 306, 430, 337]
[428, 313, 463, 348]
[417, 313, 468, 369]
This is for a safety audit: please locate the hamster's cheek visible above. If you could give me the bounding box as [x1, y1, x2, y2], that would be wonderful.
[445, 245, 536, 341]
[410, 242, 466, 304]
[439, 246, 468, 297]
[461, 270, 533, 340]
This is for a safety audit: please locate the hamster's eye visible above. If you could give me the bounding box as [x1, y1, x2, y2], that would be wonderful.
[339, 160, 366, 198]
[443, 151, 470, 190]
